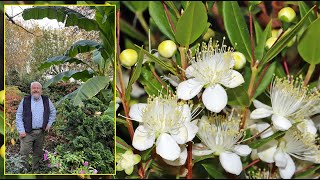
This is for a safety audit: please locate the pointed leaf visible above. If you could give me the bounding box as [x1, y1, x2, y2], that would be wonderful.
[125, 48, 144, 101]
[64, 40, 102, 57]
[226, 86, 250, 107]
[298, 18, 320, 65]
[261, 7, 315, 65]
[122, 1, 149, 12]
[175, 1, 207, 47]
[253, 61, 277, 99]
[44, 70, 78, 88]
[202, 163, 227, 179]
[294, 164, 320, 178]
[72, 76, 110, 106]
[39, 56, 85, 70]
[223, 1, 252, 62]
[299, 2, 317, 26]
[248, 130, 286, 149]
[255, 21, 272, 61]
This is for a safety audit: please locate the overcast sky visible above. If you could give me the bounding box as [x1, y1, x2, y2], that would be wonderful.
[5, 5, 65, 30]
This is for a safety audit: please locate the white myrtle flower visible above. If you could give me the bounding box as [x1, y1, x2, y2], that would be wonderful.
[129, 95, 198, 162]
[193, 115, 251, 175]
[177, 38, 244, 113]
[116, 150, 141, 175]
[250, 77, 311, 131]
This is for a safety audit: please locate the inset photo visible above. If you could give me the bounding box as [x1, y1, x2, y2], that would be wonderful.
[4, 4, 116, 175]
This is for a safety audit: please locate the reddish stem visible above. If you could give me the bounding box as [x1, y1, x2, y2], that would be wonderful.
[186, 142, 193, 179]
[243, 159, 261, 171]
[150, 67, 173, 96]
[282, 56, 291, 81]
[251, 62, 271, 99]
[162, 1, 176, 33]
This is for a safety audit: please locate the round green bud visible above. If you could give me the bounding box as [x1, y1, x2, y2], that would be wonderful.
[119, 49, 138, 67]
[265, 37, 278, 49]
[278, 7, 296, 23]
[232, 52, 246, 70]
[1, 145, 5, 159]
[0, 90, 4, 105]
[203, 28, 215, 41]
[271, 28, 283, 38]
[158, 40, 177, 58]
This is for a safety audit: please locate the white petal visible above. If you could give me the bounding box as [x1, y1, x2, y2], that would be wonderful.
[185, 120, 199, 142]
[163, 145, 187, 166]
[185, 65, 195, 78]
[250, 108, 273, 119]
[279, 154, 296, 179]
[257, 140, 278, 163]
[132, 125, 155, 151]
[192, 143, 214, 156]
[220, 152, 243, 175]
[256, 122, 274, 139]
[171, 125, 188, 144]
[202, 84, 227, 113]
[274, 149, 287, 168]
[220, 70, 244, 88]
[156, 133, 181, 161]
[297, 119, 317, 135]
[129, 103, 147, 122]
[272, 114, 292, 131]
[253, 100, 272, 110]
[181, 104, 192, 122]
[233, 145, 252, 156]
[177, 78, 204, 100]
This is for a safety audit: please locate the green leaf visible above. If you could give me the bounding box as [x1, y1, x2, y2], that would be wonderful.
[64, 40, 102, 57]
[223, 1, 252, 62]
[253, 61, 277, 99]
[39, 55, 85, 70]
[294, 164, 320, 178]
[202, 163, 227, 179]
[120, 19, 147, 42]
[72, 76, 110, 106]
[116, 136, 132, 154]
[123, 1, 149, 12]
[125, 48, 144, 101]
[43, 70, 77, 88]
[249, 130, 286, 149]
[299, 1, 317, 26]
[0, 111, 3, 135]
[226, 86, 250, 107]
[175, 1, 207, 47]
[254, 18, 263, 45]
[22, 6, 99, 31]
[136, 46, 178, 76]
[193, 154, 215, 163]
[261, 7, 315, 65]
[298, 18, 320, 65]
[149, 1, 177, 41]
[254, 21, 272, 61]
[139, 66, 172, 96]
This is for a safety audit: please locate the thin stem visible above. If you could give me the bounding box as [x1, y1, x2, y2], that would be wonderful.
[304, 64, 315, 86]
[136, 12, 156, 45]
[282, 56, 291, 81]
[162, 1, 176, 32]
[150, 65, 174, 96]
[243, 159, 261, 171]
[249, 9, 256, 67]
[251, 62, 271, 99]
[240, 125, 273, 143]
[179, 47, 187, 80]
[186, 142, 193, 179]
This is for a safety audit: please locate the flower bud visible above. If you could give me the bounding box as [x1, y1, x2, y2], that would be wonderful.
[278, 7, 296, 23]
[158, 40, 177, 58]
[119, 49, 138, 67]
[1, 145, 5, 159]
[0, 90, 4, 104]
[203, 28, 215, 41]
[271, 29, 283, 38]
[265, 37, 278, 49]
[232, 52, 246, 70]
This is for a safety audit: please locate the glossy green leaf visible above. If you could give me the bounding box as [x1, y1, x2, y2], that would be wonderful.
[254, 18, 263, 46]
[261, 7, 315, 65]
[299, 1, 317, 26]
[22, 6, 99, 31]
[72, 76, 110, 106]
[249, 130, 286, 149]
[193, 154, 215, 163]
[202, 163, 227, 179]
[226, 86, 250, 107]
[44, 70, 77, 88]
[255, 21, 272, 61]
[125, 48, 144, 101]
[120, 19, 147, 42]
[294, 165, 320, 178]
[136, 46, 178, 76]
[139, 66, 172, 96]
[175, 1, 207, 47]
[223, 1, 252, 62]
[116, 136, 132, 154]
[64, 40, 102, 57]
[298, 18, 320, 65]
[123, 1, 149, 12]
[39, 55, 85, 70]
[253, 61, 277, 99]
[149, 1, 177, 41]
[274, 61, 286, 78]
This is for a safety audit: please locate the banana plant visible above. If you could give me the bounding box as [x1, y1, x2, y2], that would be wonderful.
[22, 6, 115, 106]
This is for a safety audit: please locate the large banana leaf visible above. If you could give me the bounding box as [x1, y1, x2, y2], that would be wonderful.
[22, 6, 99, 31]
[72, 76, 110, 106]
[43, 70, 94, 88]
[39, 55, 86, 70]
[64, 40, 103, 57]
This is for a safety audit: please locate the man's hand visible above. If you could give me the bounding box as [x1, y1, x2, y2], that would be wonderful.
[19, 132, 26, 138]
[45, 125, 50, 132]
